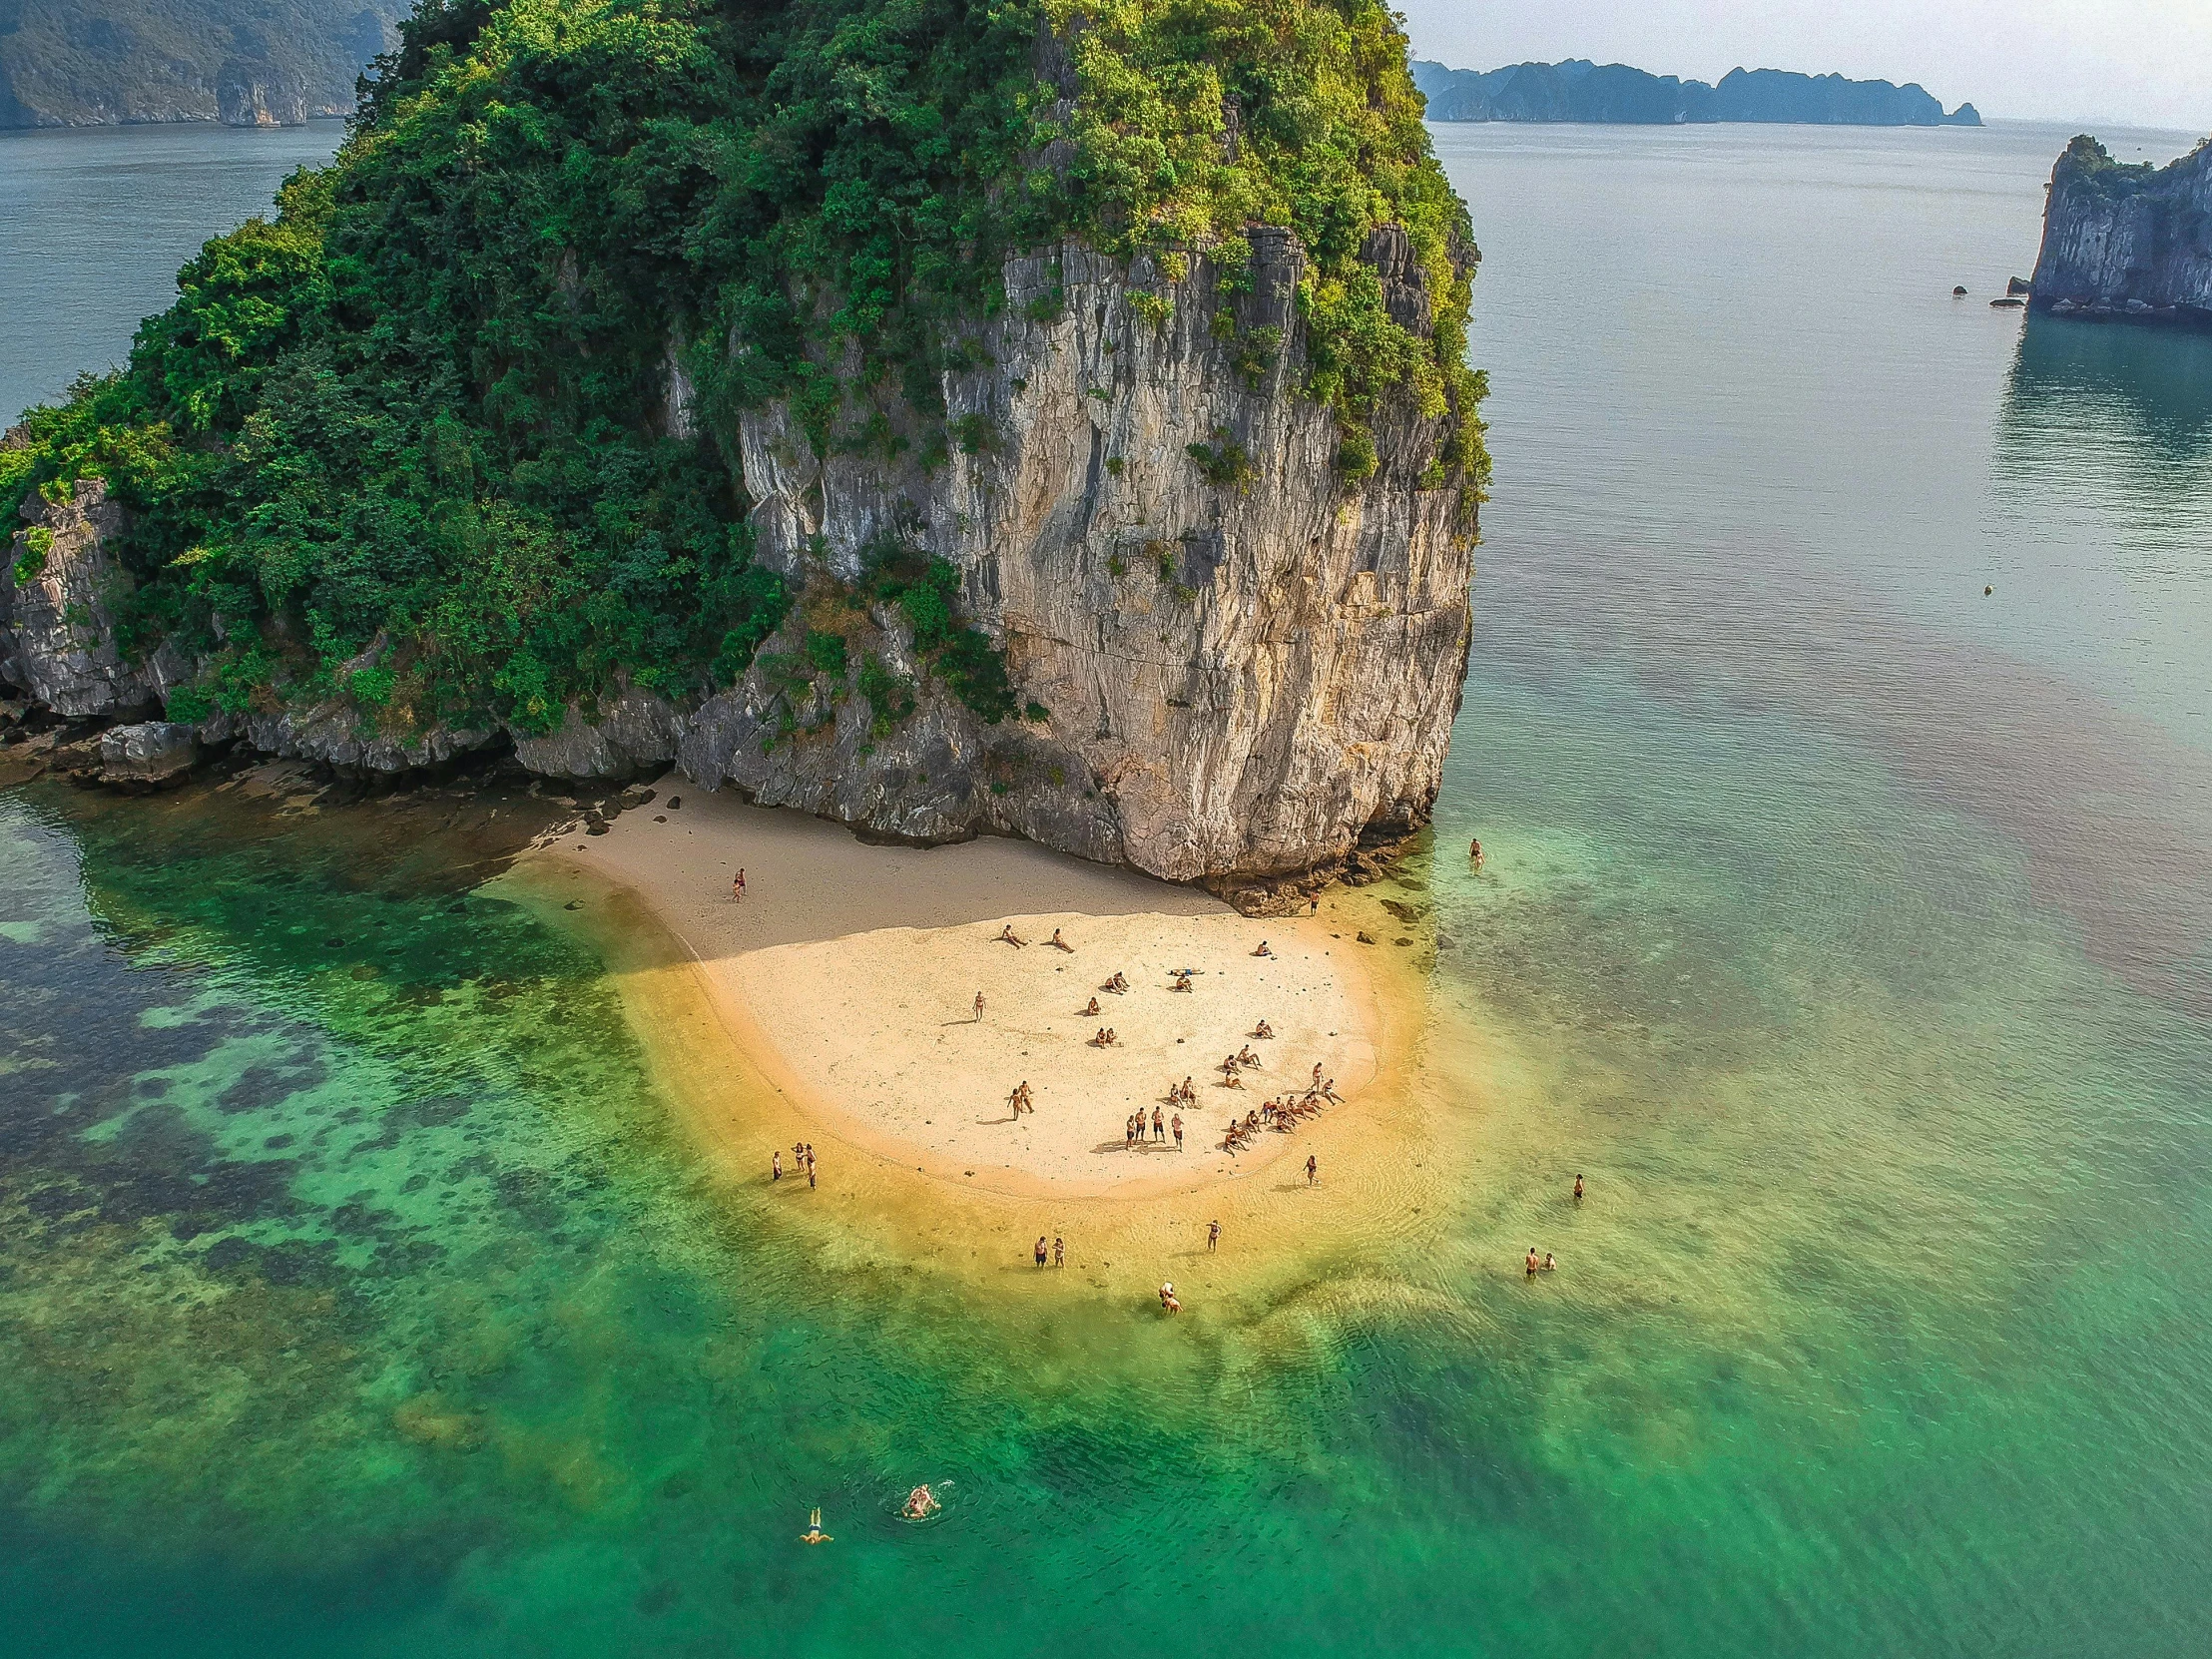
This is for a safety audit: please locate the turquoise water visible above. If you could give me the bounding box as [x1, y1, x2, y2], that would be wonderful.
[6, 119, 2212, 1653]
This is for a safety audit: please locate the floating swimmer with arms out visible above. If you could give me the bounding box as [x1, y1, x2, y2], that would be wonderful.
[800, 1507, 832, 1544]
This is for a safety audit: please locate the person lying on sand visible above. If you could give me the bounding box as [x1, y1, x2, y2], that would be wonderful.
[1050, 929, 1074, 951]
[1252, 940, 1273, 957]
[998, 924, 1026, 946]
[1250, 1020, 1274, 1039]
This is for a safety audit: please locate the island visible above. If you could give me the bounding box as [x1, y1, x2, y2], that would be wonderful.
[2, 0, 1486, 912]
[1411, 58, 1980, 128]
[0, 0, 405, 127]
[2029, 136, 2212, 325]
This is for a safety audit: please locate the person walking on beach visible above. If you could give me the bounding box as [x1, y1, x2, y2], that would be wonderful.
[1207, 1219, 1220, 1253]
[1573, 1174, 1584, 1202]
[1053, 1235, 1064, 1268]
[773, 1150, 782, 1182]
[1172, 1112, 1184, 1151]
[973, 990, 985, 1023]
[1035, 1236, 1048, 1268]
[1306, 1154, 1318, 1186]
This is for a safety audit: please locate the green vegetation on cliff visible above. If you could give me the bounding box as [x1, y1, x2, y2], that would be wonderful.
[5, 0, 1484, 739]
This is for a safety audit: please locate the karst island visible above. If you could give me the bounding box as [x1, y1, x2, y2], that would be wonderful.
[2, 0, 1486, 1218]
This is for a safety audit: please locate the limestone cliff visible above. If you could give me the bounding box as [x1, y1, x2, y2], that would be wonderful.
[680, 230, 1473, 884]
[2, 227, 1475, 887]
[2030, 136, 2212, 324]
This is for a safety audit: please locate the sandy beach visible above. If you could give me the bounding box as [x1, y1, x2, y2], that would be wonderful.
[529, 787, 1385, 1198]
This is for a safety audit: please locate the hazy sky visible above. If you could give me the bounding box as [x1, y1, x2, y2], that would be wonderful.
[1400, 0, 2212, 134]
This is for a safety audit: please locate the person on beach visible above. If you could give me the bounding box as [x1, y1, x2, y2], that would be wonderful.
[1172, 1113, 1184, 1150]
[1312, 1062, 1324, 1089]
[1050, 928, 1074, 951]
[1573, 1174, 1584, 1202]
[1171, 974, 1193, 993]
[1309, 895, 1320, 915]
[1306, 1154, 1318, 1186]
[1251, 1019, 1274, 1039]
[1053, 1235, 1064, 1267]
[1322, 1077, 1341, 1104]
[1084, 997, 1101, 1016]
[1035, 1236, 1048, 1267]
[808, 1159, 817, 1190]
[1525, 1247, 1539, 1277]
[801, 1508, 832, 1544]
[733, 868, 747, 902]
[1208, 1219, 1220, 1252]
[1152, 1106, 1165, 1142]
[973, 991, 986, 1022]
[773, 1150, 782, 1182]
[1252, 940, 1273, 957]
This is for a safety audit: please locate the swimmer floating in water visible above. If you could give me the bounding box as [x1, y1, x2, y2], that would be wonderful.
[800, 1507, 832, 1544]
[902, 1485, 941, 1520]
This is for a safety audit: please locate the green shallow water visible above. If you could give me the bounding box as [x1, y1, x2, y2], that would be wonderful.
[6, 121, 2212, 1653]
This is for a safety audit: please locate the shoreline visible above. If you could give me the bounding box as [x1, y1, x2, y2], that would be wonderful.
[498, 789, 1447, 1288]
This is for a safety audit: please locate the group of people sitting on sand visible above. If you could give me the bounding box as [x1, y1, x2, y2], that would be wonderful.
[1124, 1105, 1184, 1149]
[1006, 1080, 1035, 1116]
[1220, 1074, 1340, 1152]
[1099, 971, 1129, 994]
[1088, 1027, 1119, 1047]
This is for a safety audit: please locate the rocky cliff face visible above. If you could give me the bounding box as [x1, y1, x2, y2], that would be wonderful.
[1, 480, 169, 718]
[2031, 136, 2212, 323]
[681, 230, 1474, 883]
[2, 229, 1477, 889]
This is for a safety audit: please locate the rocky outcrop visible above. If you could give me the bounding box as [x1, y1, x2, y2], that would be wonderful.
[4, 230, 1475, 885]
[682, 230, 1474, 882]
[1, 479, 167, 718]
[2030, 137, 2212, 325]
[100, 721, 198, 785]
[510, 690, 685, 783]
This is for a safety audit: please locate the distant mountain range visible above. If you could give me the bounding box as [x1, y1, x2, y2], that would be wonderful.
[1412, 59, 1980, 128]
[0, 0, 406, 127]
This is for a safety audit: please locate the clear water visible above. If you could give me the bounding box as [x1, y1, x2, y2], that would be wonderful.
[5, 119, 2212, 1654]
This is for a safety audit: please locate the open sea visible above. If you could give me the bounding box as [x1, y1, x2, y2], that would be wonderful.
[4, 117, 2212, 1654]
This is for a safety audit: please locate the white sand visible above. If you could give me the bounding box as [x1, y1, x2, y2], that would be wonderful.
[541, 789, 1380, 1194]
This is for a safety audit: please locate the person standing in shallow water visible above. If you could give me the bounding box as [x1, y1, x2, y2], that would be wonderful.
[772, 1150, 782, 1182]
[1306, 1154, 1318, 1186]
[1573, 1173, 1584, 1202]
[1525, 1247, 1539, 1276]
[1208, 1219, 1220, 1252]
[1034, 1235, 1047, 1268]
[1053, 1235, 1064, 1268]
